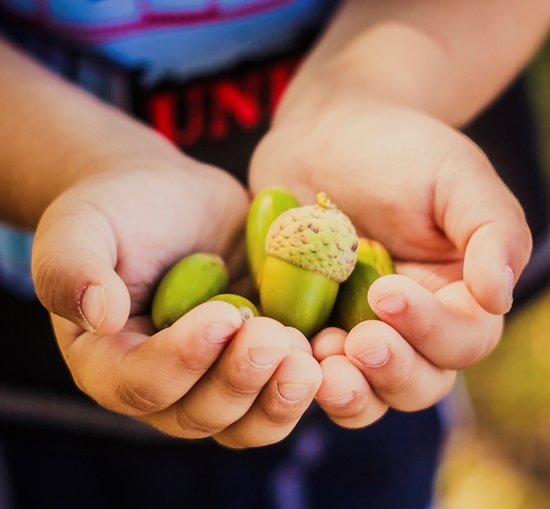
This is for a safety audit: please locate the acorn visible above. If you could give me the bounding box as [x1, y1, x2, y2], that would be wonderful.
[208, 294, 260, 322]
[333, 238, 395, 331]
[246, 186, 301, 288]
[151, 253, 229, 330]
[260, 192, 358, 338]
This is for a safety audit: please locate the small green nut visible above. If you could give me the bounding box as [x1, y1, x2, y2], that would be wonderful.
[246, 186, 301, 288]
[260, 192, 358, 338]
[260, 256, 339, 338]
[151, 253, 229, 330]
[208, 294, 260, 321]
[333, 238, 395, 332]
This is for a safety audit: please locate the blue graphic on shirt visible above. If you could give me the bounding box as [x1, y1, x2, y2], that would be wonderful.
[102, 0, 331, 84]
[2, 0, 333, 84]
[48, 0, 139, 23]
[149, 0, 208, 10]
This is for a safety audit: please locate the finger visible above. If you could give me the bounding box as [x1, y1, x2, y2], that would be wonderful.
[33, 199, 130, 336]
[437, 143, 532, 314]
[310, 327, 346, 361]
[368, 274, 503, 370]
[464, 217, 531, 313]
[55, 301, 244, 415]
[344, 320, 457, 411]
[315, 355, 388, 428]
[286, 327, 313, 354]
[142, 317, 293, 439]
[214, 349, 322, 448]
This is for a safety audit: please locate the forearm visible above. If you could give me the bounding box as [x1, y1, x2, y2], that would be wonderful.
[277, 0, 550, 127]
[0, 38, 181, 228]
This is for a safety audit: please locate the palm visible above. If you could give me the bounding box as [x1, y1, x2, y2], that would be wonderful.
[38, 161, 249, 317]
[35, 159, 322, 445]
[252, 107, 474, 277]
[247, 102, 533, 429]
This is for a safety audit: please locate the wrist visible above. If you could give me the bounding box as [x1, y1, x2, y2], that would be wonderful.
[275, 20, 484, 129]
[272, 59, 403, 134]
[3, 109, 183, 228]
[0, 39, 187, 228]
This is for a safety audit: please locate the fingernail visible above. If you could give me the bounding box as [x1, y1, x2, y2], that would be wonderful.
[80, 285, 106, 334]
[248, 348, 286, 368]
[373, 292, 405, 314]
[205, 321, 239, 343]
[355, 344, 390, 367]
[316, 391, 355, 407]
[277, 382, 312, 402]
[504, 265, 514, 308]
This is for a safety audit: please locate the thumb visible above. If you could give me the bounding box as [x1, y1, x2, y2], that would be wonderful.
[439, 146, 532, 315]
[32, 202, 131, 335]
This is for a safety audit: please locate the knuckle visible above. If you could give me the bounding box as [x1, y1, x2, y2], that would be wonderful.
[173, 352, 210, 378]
[258, 400, 303, 428]
[31, 254, 59, 311]
[262, 412, 298, 428]
[215, 424, 293, 449]
[70, 368, 122, 413]
[378, 369, 416, 396]
[221, 376, 263, 402]
[213, 433, 250, 450]
[410, 320, 438, 350]
[331, 404, 388, 429]
[175, 409, 218, 438]
[116, 379, 167, 415]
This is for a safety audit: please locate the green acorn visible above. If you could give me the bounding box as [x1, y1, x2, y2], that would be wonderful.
[151, 253, 229, 330]
[333, 238, 395, 331]
[208, 294, 260, 321]
[260, 192, 358, 338]
[246, 186, 301, 288]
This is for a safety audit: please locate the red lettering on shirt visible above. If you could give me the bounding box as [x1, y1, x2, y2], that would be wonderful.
[210, 73, 261, 139]
[145, 55, 301, 148]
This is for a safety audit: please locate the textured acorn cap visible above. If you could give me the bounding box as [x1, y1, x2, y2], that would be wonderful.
[265, 192, 358, 283]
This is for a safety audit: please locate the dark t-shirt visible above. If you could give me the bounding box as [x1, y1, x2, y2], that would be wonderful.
[0, 5, 547, 508]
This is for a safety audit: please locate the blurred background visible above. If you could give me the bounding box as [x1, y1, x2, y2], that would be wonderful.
[434, 37, 550, 509]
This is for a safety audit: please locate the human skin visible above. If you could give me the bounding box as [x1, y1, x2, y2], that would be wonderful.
[0, 0, 547, 444]
[249, 0, 548, 427]
[0, 39, 322, 448]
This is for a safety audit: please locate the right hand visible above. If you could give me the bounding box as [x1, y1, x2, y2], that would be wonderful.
[32, 147, 321, 448]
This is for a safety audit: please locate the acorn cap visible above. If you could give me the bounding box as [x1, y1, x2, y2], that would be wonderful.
[265, 192, 358, 283]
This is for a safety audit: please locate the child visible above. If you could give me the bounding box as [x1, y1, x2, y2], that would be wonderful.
[0, 0, 546, 506]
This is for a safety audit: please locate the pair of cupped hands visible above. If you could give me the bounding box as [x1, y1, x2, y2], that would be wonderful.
[31, 92, 531, 449]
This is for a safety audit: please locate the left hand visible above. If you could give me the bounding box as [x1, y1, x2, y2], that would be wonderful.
[250, 89, 531, 428]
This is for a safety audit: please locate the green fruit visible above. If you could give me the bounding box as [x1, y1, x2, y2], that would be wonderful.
[333, 238, 395, 331]
[259, 192, 358, 338]
[151, 253, 229, 330]
[260, 256, 339, 338]
[208, 294, 260, 321]
[246, 186, 300, 288]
